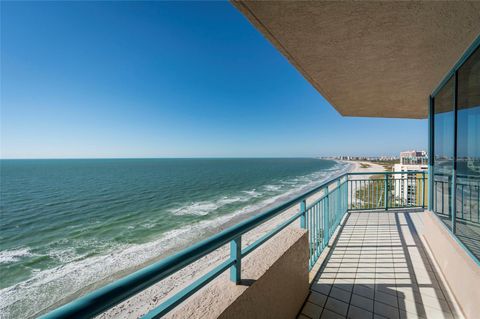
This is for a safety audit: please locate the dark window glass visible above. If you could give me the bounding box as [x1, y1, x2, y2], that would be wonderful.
[455, 47, 480, 259]
[433, 77, 454, 229]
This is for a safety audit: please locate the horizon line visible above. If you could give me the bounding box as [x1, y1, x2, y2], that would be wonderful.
[0, 155, 400, 160]
[0, 156, 327, 160]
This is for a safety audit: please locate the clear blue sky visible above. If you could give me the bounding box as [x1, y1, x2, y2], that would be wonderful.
[1, 1, 427, 159]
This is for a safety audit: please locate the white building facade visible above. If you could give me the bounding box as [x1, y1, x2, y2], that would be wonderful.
[393, 151, 428, 205]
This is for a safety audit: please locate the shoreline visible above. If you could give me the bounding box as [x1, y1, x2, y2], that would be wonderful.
[8, 159, 347, 319]
[343, 160, 386, 175]
[99, 160, 385, 318]
[23, 160, 385, 318]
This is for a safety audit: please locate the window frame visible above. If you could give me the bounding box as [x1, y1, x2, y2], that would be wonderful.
[429, 35, 480, 265]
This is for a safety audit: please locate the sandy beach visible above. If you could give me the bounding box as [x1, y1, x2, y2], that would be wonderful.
[346, 161, 386, 208]
[97, 161, 385, 318]
[343, 160, 385, 177]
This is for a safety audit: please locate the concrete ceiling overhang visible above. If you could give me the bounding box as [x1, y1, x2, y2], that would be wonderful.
[232, 1, 480, 119]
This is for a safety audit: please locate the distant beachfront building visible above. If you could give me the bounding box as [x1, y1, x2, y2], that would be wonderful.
[332, 155, 399, 161]
[399, 150, 428, 165]
[394, 150, 428, 205]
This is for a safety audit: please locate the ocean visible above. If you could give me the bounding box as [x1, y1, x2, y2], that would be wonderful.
[0, 158, 350, 318]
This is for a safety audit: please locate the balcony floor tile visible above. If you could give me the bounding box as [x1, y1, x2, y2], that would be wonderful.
[299, 210, 462, 319]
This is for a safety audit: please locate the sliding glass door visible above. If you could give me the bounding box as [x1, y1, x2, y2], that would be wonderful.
[433, 78, 454, 229]
[432, 43, 480, 261]
[455, 47, 480, 258]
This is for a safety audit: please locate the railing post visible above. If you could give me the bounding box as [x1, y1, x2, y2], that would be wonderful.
[336, 180, 341, 225]
[230, 236, 241, 284]
[345, 175, 349, 211]
[300, 199, 307, 229]
[422, 172, 426, 208]
[323, 187, 330, 248]
[451, 172, 457, 233]
[428, 95, 435, 211]
[384, 173, 389, 210]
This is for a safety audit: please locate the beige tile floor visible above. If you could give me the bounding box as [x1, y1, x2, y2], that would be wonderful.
[298, 210, 462, 319]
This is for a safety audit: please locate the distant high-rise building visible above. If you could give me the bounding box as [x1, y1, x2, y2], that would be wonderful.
[399, 150, 428, 165]
[394, 150, 428, 206]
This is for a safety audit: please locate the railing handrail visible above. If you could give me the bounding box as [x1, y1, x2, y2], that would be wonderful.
[40, 172, 351, 318]
[348, 171, 424, 176]
[40, 170, 422, 319]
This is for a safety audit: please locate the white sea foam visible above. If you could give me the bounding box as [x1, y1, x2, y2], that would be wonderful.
[263, 184, 282, 192]
[169, 201, 219, 216]
[46, 248, 80, 264]
[217, 196, 244, 205]
[241, 189, 261, 197]
[170, 190, 261, 217]
[0, 160, 352, 319]
[0, 248, 34, 264]
[170, 163, 349, 220]
[166, 163, 351, 218]
[0, 205, 257, 318]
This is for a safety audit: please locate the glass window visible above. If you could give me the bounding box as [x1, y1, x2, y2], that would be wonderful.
[455, 47, 480, 259]
[433, 77, 454, 229]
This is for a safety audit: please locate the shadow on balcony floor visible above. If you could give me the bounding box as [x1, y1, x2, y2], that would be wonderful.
[298, 209, 462, 319]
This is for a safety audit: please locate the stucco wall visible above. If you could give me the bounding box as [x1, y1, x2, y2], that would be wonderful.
[423, 211, 480, 319]
[232, 1, 480, 119]
[166, 227, 309, 319]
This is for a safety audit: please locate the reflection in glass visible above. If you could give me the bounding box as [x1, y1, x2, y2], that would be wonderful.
[455, 47, 480, 259]
[433, 77, 454, 229]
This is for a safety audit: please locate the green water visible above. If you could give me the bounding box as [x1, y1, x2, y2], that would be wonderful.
[0, 158, 349, 318]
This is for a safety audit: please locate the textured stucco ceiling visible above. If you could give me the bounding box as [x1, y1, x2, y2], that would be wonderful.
[232, 1, 480, 119]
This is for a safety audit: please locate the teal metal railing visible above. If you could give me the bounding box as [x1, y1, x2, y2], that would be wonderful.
[433, 174, 480, 224]
[348, 171, 427, 211]
[41, 170, 425, 319]
[304, 175, 348, 268]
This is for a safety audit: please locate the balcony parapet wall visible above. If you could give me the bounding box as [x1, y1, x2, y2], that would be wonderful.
[166, 227, 309, 319]
[423, 211, 480, 319]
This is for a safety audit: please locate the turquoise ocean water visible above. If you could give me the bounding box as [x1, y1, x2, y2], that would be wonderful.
[0, 158, 350, 318]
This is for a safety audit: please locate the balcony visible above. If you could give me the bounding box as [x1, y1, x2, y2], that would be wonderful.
[38, 2, 480, 317]
[41, 171, 465, 319]
[301, 209, 459, 319]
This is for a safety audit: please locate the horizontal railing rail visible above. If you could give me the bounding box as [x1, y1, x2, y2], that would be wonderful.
[433, 175, 480, 224]
[304, 175, 348, 268]
[348, 171, 427, 211]
[40, 170, 424, 319]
